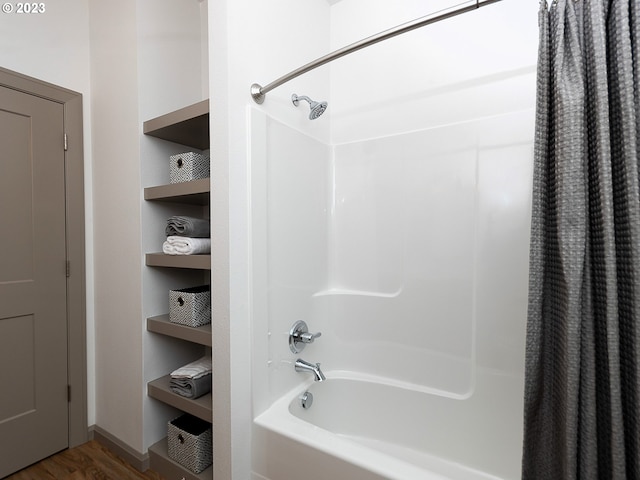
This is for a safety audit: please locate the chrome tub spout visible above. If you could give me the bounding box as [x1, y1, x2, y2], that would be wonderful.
[295, 358, 326, 382]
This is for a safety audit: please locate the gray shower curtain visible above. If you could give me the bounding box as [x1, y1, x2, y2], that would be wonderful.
[522, 0, 640, 478]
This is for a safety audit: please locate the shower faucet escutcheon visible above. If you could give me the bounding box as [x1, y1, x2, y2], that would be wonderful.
[289, 320, 322, 353]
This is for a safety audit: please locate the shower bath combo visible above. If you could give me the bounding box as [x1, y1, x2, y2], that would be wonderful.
[248, 1, 529, 479]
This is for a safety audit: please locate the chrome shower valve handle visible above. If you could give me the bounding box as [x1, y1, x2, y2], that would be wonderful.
[300, 331, 322, 343]
[289, 320, 322, 353]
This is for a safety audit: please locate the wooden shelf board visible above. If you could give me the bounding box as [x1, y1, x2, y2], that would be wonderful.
[146, 253, 211, 270]
[143, 99, 209, 150]
[149, 437, 212, 480]
[144, 178, 210, 205]
[147, 315, 212, 347]
[148, 375, 212, 423]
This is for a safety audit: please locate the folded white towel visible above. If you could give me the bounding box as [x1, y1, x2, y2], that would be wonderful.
[163, 236, 211, 255]
[171, 356, 212, 380]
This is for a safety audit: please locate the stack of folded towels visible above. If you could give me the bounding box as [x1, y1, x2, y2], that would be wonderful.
[162, 216, 211, 255]
[169, 356, 212, 399]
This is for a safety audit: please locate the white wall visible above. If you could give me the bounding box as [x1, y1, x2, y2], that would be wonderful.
[0, 0, 95, 425]
[0, 1, 91, 92]
[89, 0, 144, 450]
[330, 0, 537, 143]
[208, 0, 330, 478]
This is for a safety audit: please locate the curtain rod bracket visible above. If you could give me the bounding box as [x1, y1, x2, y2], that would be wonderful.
[251, 83, 265, 104]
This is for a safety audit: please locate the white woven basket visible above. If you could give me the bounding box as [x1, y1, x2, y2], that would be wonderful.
[169, 285, 211, 327]
[167, 414, 212, 474]
[169, 151, 210, 184]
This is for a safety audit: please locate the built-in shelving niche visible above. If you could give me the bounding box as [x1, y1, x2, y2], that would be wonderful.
[143, 99, 212, 480]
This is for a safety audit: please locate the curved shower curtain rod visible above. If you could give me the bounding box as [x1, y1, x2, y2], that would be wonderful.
[250, 0, 504, 104]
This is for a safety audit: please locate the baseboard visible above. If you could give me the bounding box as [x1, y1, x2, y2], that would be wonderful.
[88, 425, 150, 472]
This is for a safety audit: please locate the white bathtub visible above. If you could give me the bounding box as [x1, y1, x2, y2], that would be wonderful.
[252, 371, 523, 480]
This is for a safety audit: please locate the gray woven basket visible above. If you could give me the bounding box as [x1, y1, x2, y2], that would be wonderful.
[169, 285, 211, 327]
[169, 151, 210, 184]
[167, 414, 212, 474]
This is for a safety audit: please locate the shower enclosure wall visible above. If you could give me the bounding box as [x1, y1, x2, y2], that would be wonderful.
[243, 1, 539, 479]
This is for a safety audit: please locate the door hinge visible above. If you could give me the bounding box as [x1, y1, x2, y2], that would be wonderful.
[67, 385, 71, 402]
[64, 133, 68, 151]
[66, 260, 71, 277]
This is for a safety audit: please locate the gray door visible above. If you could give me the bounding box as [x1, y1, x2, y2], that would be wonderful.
[0, 86, 68, 477]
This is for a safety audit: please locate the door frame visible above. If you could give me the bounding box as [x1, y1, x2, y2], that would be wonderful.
[0, 67, 87, 447]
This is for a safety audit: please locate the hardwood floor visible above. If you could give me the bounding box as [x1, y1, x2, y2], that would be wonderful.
[4, 441, 164, 480]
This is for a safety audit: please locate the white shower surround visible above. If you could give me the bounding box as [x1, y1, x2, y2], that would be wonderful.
[249, 0, 539, 478]
[251, 102, 533, 478]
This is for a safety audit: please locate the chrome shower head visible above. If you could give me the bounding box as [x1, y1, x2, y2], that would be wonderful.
[292, 94, 328, 120]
